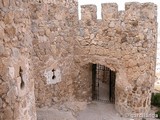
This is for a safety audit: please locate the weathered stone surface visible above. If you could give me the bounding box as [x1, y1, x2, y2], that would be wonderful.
[0, 28, 5, 39]
[0, 1, 157, 120]
[11, 48, 20, 58]
[0, 98, 2, 108]
[0, 0, 36, 120]
[0, 83, 9, 96]
[0, 44, 4, 55]
[2, 0, 10, 7]
[4, 12, 14, 24]
[4, 26, 16, 37]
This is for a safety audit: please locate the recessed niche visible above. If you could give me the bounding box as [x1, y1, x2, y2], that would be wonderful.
[19, 67, 25, 90]
[44, 68, 61, 84]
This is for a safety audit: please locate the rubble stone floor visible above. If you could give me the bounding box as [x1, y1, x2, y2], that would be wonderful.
[37, 101, 158, 120]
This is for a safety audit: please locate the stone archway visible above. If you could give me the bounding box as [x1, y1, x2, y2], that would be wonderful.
[73, 55, 132, 115]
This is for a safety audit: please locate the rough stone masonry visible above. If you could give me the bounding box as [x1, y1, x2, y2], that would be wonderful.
[0, 0, 158, 120]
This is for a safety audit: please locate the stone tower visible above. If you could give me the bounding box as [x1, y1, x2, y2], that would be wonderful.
[0, 0, 157, 119]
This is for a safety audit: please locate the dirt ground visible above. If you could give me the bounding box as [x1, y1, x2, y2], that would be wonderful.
[37, 101, 158, 120]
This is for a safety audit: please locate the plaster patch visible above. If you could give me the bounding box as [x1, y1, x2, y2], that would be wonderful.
[44, 68, 61, 84]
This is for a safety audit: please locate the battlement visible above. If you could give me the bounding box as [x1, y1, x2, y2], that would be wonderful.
[102, 3, 118, 20]
[81, 5, 97, 22]
[81, 2, 157, 21]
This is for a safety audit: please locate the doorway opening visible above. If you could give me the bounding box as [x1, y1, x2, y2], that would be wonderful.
[92, 64, 116, 103]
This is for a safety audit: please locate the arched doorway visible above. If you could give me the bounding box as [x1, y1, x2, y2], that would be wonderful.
[92, 64, 116, 103]
[73, 57, 131, 115]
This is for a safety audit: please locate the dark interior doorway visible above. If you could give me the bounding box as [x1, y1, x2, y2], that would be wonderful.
[92, 64, 116, 103]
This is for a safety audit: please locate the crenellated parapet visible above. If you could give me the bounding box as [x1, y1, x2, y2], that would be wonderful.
[79, 2, 157, 48]
[125, 2, 157, 21]
[80, 2, 157, 22]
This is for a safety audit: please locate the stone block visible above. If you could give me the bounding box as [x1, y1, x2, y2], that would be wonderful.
[4, 26, 16, 37]
[0, 98, 2, 108]
[4, 12, 14, 24]
[2, 0, 10, 7]
[0, 44, 4, 55]
[101, 3, 118, 20]
[11, 48, 20, 58]
[81, 5, 97, 23]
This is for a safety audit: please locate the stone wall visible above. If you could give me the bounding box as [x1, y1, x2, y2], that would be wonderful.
[73, 63, 92, 101]
[30, 0, 78, 107]
[0, 1, 158, 119]
[73, 2, 158, 115]
[0, 0, 36, 120]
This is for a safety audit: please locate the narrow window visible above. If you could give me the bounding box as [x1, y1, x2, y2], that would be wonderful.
[19, 67, 25, 89]
[52, 69, 56, 79]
